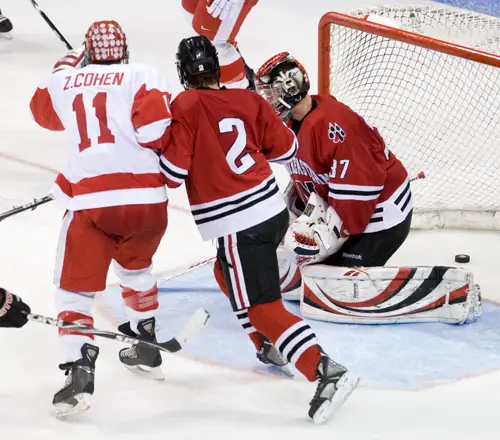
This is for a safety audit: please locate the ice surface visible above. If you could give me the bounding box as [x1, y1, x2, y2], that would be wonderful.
[101, 261, 500, 390]
[1, 0, 500, 439]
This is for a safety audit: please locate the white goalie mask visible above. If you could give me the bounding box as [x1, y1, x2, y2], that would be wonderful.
[256, 52, 311, 122]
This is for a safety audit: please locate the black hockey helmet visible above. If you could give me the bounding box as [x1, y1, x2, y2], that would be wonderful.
[255, 52, 310, 122]
[176, 35, 220, 90]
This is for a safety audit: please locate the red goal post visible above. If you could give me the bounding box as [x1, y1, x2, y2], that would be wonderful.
[317, 6, 500, 230]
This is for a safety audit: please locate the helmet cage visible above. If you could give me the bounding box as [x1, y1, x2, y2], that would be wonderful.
[257, 82, 294, 122]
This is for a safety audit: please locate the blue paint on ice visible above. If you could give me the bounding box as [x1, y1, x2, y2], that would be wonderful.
[101, 263, 500, 390]
[437, 0, 500, 16]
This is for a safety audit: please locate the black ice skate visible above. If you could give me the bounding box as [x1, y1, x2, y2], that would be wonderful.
[119, 317, 164, 381]
[308, 354, 360, 424]
[0, 11, 13, 39]
[53, 343, 99, 419]
[256, 334, 294, 376]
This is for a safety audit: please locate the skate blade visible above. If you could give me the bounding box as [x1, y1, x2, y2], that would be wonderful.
[312, 373, 360, 425]
[0, 32, 13, 40]
[54, 393, 92, 419]
[281, 363, 295, 377]
[272, 363, 295, 378]
[124, 364, 165, 381]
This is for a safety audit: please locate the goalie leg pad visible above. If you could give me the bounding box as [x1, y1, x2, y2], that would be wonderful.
[277, 245, 302, 301]
[300, 265, 482, 325]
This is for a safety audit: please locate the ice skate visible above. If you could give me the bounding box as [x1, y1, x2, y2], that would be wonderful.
[53, 343, 99, 419]
[0, 12, 13, 39]
[119, 317, 164, 381]
[308, 354, 360, 424]
[256, 334, 294, 376]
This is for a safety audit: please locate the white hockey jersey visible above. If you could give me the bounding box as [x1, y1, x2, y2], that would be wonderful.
[30, 63, 172, 211]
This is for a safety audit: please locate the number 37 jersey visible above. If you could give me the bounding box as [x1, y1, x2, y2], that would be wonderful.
[30, 63, 172, 211]
[160, 88, 298, 241]
[289, 95, 412, 235]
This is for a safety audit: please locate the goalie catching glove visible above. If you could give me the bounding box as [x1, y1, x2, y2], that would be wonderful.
[283, 192, 349, 266]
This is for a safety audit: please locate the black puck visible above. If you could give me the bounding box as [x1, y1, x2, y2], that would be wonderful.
[455, 254, 470, 263]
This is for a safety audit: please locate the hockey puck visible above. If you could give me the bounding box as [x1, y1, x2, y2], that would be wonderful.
[455, 254, 470, 263]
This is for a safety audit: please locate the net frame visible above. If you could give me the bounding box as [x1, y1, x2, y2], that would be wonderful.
[318, 6, 500, 230]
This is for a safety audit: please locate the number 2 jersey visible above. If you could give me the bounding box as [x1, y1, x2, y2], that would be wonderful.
[160, 88, 298, 241]
[289, 95, 412, 235]
[30, 63, 172, 211]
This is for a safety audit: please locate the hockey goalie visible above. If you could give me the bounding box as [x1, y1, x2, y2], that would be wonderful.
[255, 52, 482, 325]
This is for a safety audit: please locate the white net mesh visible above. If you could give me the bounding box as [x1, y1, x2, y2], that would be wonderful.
[325, 5, 500, 229]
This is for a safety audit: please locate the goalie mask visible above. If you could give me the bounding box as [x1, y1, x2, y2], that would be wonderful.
[256, 52, 310, 122]
[84, 20, 129, 65]
[176, 35, 220, 90]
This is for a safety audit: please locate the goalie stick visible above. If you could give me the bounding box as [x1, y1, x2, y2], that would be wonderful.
[27, 308, 210, 353]
[28, 0, 73, 50]
[0, 195, 53, 224]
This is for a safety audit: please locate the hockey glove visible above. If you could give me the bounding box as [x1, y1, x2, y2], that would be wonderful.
[207, 0, 244, 20]
[0, 288, 31, 328]
[283, 193, 348, 266]
[53, 45, 86, 73]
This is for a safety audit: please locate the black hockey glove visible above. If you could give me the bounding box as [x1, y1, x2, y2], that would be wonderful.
[0, 288, 31, 328]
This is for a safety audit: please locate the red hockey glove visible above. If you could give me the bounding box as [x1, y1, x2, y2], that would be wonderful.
[53, 45, 86, 73]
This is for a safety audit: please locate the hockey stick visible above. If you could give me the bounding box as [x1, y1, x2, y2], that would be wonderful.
[27, 308, 210, 353]
[28, 0, 73, 50]
[157, 257, 216, 284]
[0, 195, 53, 224]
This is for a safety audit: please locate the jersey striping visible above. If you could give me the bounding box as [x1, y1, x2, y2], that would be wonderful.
[289, 95, 412, 235]
[161, 88, 297, 240]
[30, 63, 172, 211]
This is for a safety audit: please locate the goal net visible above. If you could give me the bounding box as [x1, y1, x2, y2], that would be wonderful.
[318, 5, 500, 229]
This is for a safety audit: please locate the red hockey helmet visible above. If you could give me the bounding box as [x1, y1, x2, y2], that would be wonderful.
[84, 20, 129, 64]
[256, 52, 310, 122]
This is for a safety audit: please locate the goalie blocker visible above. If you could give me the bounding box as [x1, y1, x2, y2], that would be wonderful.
[299, 265, 482, 325]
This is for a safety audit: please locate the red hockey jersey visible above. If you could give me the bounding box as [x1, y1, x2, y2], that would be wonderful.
[288, 95, 412, 235]
[160, 88, 297, 240]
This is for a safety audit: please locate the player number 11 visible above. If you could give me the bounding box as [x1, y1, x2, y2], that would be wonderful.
[72, 92, 116, 152]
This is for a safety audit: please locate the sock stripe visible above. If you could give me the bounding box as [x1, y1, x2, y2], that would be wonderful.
[286, 333, 316, 362]
[234, 309, 255, 334]
[278, 324, 310, 354]
[290, 338, 318, 366]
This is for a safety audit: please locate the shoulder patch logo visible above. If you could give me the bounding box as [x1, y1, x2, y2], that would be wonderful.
[328, 122, 346, 143]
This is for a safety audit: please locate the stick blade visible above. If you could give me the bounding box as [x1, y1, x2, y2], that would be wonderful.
[160, 308, 210, 353]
